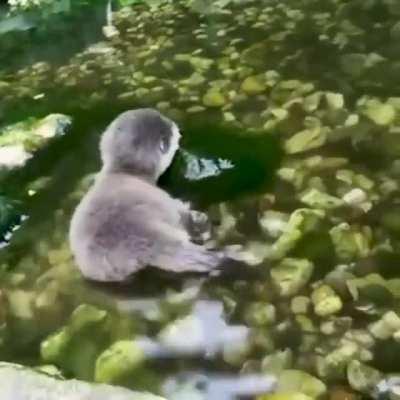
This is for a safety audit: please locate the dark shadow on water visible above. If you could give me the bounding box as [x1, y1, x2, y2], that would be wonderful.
[160, 120, 283, 207]
[85, 261, 266, 300]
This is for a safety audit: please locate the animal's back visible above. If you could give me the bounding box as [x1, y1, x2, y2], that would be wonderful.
[69, 174, 185, 281]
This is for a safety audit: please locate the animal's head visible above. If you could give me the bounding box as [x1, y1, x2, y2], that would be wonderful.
[100, 108, 181, 180]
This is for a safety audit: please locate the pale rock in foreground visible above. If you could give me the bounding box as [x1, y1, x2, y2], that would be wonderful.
[0, 362, 164, 400]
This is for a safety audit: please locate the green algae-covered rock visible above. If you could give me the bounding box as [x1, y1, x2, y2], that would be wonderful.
[0, 362, 164, 400]
[316, 341, 359, 380]
[300, 188, 344, 210]
[290, 296, 310, 315]
[95, 340, 146, 384]
[276, 369, 326, 398]
[41, 329, 71, 363]
[296, 315, 317, 333]
[270, 258, 314, 297]
[359, 98, 396, 126]
[68, 304, 108, 333]
[320, 317, 352, 336]
[40, 303, 108, 362]
[6, 289, 35, 320]
[40, 304, 109, 379]
[269, 209, 325, 260]
[241, 75, 267, 95]
[284, 127, 328, 154]
[245, 302, 276, 326]
[202, 89, 227, 107]
[311, 285, 343, 317]
[347, 360, 382, 394]
[368, 311, 400, 340]
[259, 210, 289, 238]
[325, 92, 345, 110]
[329, 223, 371, 262]
[261, 349, 293, 374]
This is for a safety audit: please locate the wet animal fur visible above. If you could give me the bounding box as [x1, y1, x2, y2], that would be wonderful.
[69, 109, 228, 282]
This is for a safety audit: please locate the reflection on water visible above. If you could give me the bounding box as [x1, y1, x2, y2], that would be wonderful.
[164, 372, 277, 400]
[181, 151, 235, 181]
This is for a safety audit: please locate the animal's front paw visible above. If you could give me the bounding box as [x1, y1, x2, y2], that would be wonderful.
[188, 210, 212, 243]
[190, 210, 209, 226]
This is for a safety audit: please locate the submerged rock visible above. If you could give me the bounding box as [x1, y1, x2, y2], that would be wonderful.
[0, 362, 164, 400]
[202, 89, 227, 107]
[325, 92, 345, 110]
[269, 209, 325, 260]
[259, 210, 289, 239]
[245, 302, 276, 326]
[300, 188, 344, 210]
[284, 127, 328, 154]
[347, 360, 382, 395]
[359, 98, 396, 126]
[275, 369, 327, 398]
[40, 304, 109, 379]
[270, 258, 314, 297]
[316, 341, 359, 380]
[290, 296, 310, 315]
[329, 223, 371, 262]
[6, 289, 36, 320]
[368, 311, 400, 340]
[241, 75, 267, 95]
[95, 340, 146, 384]
[311, 285, 343, 317]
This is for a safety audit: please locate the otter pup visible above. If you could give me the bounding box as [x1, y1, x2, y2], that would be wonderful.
[69, 109, 229, 282]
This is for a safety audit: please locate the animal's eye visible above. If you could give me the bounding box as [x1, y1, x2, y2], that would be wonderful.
[159, 138, 169, 153]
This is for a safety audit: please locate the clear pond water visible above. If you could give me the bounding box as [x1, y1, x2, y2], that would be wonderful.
[1, 0, 400, 399]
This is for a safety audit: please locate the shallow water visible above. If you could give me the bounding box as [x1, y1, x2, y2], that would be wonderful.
[1, 0, 400, 399]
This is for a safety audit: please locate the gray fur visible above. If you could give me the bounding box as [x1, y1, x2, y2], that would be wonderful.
[69, 109, 224, 282]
